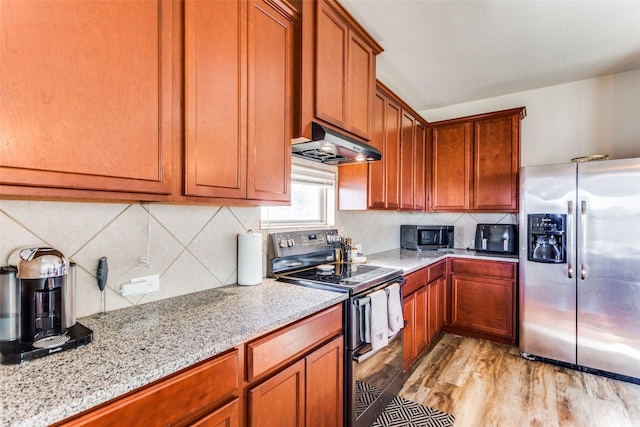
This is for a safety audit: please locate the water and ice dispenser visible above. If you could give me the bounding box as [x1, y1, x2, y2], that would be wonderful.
[527, 214, 566, 263]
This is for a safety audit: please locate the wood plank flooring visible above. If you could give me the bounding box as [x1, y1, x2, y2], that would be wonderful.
[400, 333, 640, 427]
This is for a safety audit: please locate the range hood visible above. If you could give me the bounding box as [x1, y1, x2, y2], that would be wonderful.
[291, 122, 382, 165]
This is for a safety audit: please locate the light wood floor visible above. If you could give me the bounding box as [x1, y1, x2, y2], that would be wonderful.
[400, 333, 640, 427]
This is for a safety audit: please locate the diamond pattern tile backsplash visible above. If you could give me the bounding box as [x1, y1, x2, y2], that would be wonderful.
[0, 200, 515, 317]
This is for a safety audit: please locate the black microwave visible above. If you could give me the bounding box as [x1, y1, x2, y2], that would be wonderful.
[400, 225, 454, 251]
[474, 224, 518, 255]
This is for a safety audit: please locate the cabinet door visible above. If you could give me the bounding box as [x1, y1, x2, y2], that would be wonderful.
[247, 0, 293, 202]
[415, 287, 428, 354]
[385, 100, 402, 210]
[400, 111, 416, 210]
[436, 275, 447, 332]
[315, 1, 347, 129]
[57, 350, 240, 427]
[413, 123, 427, 211]
[305, 336, 344, 427]
[345, 31, 374, 139]
[431, 122, 472, 211]
[368, 91, 386, 209]
[450, 274, 515, 341]
[0, 0, 173, 196]
[402, 294, 416, 370]
[473, 113, 519, 211]
[190, 399, 240, 427]
[184, 0, 246, 198]
[248, 359, 305, 427]
[427, 281, 438, 344]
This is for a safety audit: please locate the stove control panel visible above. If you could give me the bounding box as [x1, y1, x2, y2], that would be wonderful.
[268, 229, 341, 258]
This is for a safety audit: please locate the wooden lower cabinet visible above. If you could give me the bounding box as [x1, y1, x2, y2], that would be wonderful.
[403, 286, 426, 370]
[402, 260, 447, 370]
[248, 359, 306, 427]
[54, 349, 241, 427]
[247, 337, 344, 427]
[305, 337, 344, 427]
[246, 305, 344, 427]
[55, 304, 344, 427]
[190, 399, 240, 427]
[446, 258, 517, 345]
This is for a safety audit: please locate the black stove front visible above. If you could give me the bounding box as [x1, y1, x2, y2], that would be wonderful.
[267, 229, 405, 427]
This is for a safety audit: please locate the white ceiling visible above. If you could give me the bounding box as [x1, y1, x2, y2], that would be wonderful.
[339, 0, 640, 112]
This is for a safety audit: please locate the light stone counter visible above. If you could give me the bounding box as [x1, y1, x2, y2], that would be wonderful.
[0, 279, 347, 427]
[365, 248, 518, 274]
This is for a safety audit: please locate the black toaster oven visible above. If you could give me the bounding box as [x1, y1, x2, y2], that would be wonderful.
[474, 224, 518, 255]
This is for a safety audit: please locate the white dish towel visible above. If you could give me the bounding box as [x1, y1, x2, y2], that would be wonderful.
[368, 289, 389, 351]
[387, 282, 404, 337]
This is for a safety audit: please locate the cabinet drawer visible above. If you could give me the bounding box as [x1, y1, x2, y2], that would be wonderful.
[246, 304, 342, 381]
[57, 349, 240, 427]
[190, 398, 240, 427]
[403, 267, 428, 295]
[450, 258, 516, 280]
[427, 260, 446, 281]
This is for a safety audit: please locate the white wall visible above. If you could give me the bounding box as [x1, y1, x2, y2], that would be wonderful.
[420, 69, 640, 166]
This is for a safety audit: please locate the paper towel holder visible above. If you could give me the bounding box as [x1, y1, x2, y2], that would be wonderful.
[237, 230, 263, 286]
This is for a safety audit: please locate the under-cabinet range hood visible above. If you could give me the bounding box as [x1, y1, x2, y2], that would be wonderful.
[291, 122, 382, 165]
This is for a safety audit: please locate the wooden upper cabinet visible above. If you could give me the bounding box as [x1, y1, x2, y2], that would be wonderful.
[346, 31, 375, 138]
[302, 0, 382, 141]
[315, 3, 348, 130]
[400, 110, 427, 211]
[384, 100, 402, 210]
[414, 123, 427, 211]
[400, 111, 416, 210]
[431, 122, 472, 211]
[430, 107, 524, 213]
[247, 0, 294, 202]
[367, 91, 387, 209]
[0, 0, 173, 197]
[184, 0, 294, 202]
[336, 83, 415, 212]
[370, 88, 402, 210]
[184, 0, 246, 199]
[473, 113, 520, 211]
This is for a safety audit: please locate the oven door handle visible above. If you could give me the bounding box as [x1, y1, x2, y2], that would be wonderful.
[353, 330, 402, 363]
[352, 276, 407, 307]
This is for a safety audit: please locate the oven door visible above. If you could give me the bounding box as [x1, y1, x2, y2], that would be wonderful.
[349, 331, 403, 427]
[346, 278, 405, 427]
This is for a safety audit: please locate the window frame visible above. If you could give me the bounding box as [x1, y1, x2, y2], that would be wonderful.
[260, 164, 336, 229]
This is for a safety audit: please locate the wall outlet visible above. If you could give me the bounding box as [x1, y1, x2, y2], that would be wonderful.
[120, 274, 160, 297]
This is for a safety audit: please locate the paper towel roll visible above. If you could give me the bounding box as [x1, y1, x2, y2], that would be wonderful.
[238, 231, 263, 286]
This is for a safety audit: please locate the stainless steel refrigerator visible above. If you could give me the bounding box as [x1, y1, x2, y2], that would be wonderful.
[519, 157, 640, 380]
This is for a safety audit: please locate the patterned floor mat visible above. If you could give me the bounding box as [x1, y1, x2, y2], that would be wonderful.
[371, 394, 455, 427]
[356, 380, 455, 426]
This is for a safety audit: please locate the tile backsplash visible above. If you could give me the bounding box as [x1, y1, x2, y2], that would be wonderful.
[1, 199, 514, 317]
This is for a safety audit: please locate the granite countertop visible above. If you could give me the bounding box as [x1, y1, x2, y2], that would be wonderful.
[0, 279, 347, 427]
[365, 248, 518, 274]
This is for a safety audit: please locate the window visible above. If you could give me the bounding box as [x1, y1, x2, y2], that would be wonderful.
[261, 164, 335, 229]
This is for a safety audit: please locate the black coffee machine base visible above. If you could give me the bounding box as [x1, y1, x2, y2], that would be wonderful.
[0, 322, 93, 365]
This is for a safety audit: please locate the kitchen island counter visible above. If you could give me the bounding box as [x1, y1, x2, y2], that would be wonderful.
[0, 280, 346, 427]
[365, 248, 518, 274]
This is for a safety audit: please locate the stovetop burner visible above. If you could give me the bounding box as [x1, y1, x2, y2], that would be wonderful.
[277, 262, 402, 295]
[267, 229, 403, 295]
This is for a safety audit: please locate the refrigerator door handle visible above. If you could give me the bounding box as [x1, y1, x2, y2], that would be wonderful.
[580, 200, 587, 280]
[567, 201, 574, 278]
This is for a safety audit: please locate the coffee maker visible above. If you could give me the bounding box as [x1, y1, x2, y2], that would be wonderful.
[0, 248, 92, 364]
